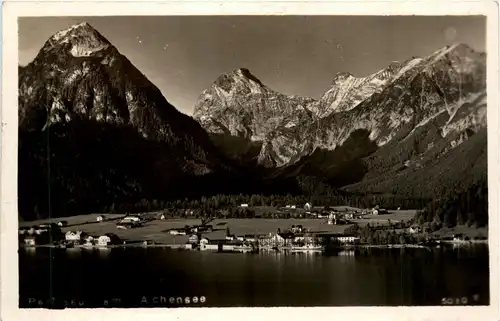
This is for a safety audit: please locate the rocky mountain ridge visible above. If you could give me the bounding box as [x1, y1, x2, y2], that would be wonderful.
[194, 43, 486, 168]
[194, 43, 487, 196]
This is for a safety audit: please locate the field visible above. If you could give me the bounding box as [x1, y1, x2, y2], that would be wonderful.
[351, 210, 418, 225]
[18, 209, 419, 244]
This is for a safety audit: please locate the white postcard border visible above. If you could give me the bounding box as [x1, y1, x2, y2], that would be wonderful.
[1, 1, 499, 321]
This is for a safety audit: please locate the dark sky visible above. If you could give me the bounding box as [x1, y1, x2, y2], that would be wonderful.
[19, 16, 486, 115]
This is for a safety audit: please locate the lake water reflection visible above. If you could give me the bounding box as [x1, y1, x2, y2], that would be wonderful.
[19, 245, 489, 308]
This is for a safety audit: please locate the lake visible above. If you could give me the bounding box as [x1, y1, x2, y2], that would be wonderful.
[19, 245, 489, 308]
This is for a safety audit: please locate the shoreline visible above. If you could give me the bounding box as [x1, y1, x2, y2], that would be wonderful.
[19, 239, 489, 251]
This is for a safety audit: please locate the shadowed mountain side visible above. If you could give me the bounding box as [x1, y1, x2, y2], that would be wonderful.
[19, 119, 308, 220]
[208, 133, 263, 166]
[272, 129, 378, 186]
[343, 128, 487, 198]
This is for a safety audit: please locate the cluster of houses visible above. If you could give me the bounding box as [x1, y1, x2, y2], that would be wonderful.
[168, 223, 214, 236]
[179, 223, 362, 253]
[64, 230, 122, 248]
[18, 220, 122, 248]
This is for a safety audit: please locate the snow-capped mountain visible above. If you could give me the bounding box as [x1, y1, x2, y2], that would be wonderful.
[194, 43, 487, 196]
[312, 63, 405, 116]
[313, 43, 486, 149]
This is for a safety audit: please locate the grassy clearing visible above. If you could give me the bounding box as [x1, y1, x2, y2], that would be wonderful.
[18, 213, 127, 228]
[20, 215, 350, 244]
[351, 210, 417, 226]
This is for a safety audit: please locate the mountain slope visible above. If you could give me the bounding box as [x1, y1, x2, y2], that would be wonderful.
[19, 22, 229, 174]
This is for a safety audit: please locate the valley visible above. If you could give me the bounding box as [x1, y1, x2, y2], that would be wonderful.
[17, 22, 488, 233]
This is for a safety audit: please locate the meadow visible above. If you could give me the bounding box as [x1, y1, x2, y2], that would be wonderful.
[19, 209, 422, 244]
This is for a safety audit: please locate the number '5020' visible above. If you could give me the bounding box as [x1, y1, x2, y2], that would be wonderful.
[441, 297, 468, 305]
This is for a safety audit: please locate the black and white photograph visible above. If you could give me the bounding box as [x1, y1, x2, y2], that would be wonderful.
[2, 3, 498, 316]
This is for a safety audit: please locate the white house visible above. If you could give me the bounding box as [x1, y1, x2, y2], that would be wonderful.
[236, 236, 245, 242]
[290, 205, 296, 209]
[65, 231, 83, 242]
[24, 237, 36, 247]
[96, 215, 104, 222]
[240, 204, 249, 208]
[97, 235, 111, 247]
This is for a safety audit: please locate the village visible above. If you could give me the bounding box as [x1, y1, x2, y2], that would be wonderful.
[18, 203, 487, 252]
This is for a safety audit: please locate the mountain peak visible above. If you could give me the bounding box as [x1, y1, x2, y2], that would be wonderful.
[233, 68, 264, 86]
[42, 22, 111, 57]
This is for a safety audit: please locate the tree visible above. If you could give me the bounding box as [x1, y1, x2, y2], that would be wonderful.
[417, 214, 425, 225]
[399, 234, 406, 245]
[456, 208, 465, 226]
[466, 212, 476, 227]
